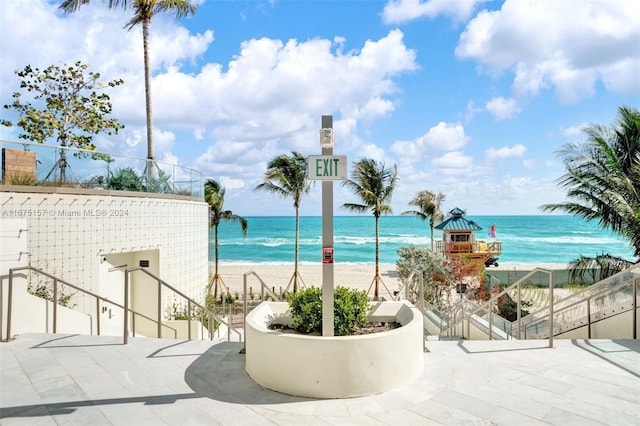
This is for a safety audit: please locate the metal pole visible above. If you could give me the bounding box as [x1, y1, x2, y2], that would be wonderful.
[243, 273, 248, 352]
[516, 281, 521, 340]
[96, 299, 101, 336]
[417, 271, 425, 352]
[187, 299, 192, 340]
[6, 270, 14, 341]
[548, 272, 554, 348]
[488, 301, 493, 340]
[633, 279, 637, 339]
[53, 279, 58, 334]
[157, 280, 162, 338]
[587, 297, 591, 339]
[321, 115, 335, 337]
[124, 273, 129, 344]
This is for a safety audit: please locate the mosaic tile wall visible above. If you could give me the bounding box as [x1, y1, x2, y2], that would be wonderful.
[0, 191, 209, 315]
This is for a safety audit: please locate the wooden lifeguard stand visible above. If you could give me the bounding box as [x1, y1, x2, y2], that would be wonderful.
[434, 207, 502, 267]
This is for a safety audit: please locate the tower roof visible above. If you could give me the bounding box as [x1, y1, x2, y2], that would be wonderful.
[434, 207, 482, 231]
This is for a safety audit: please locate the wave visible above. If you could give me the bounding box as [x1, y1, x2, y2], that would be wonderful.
[503, 235, 626, 245]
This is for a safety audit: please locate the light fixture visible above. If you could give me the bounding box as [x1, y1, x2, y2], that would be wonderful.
[320, 128, 334, 148]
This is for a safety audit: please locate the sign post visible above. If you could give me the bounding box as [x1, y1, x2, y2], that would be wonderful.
[307, 115, 347, 337]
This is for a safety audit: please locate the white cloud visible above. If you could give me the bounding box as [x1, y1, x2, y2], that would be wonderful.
[219, 177, 245, 190]
[359, 144, 388, 163]
[485, 97, 521, 120]
[390, 122, 469, 162]
[562, 124, 587, 138]
[485, 144, 526, 160]
[1, 1, 419, 198]
[431, 151, 474, 175]
[455, 0, 640, 103]
[382, 0, 485, 25]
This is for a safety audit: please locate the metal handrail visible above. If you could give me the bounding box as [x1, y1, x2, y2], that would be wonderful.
[242, 270, 283, 353]
[520, 277, 638, 339]
[3, 266, 177, 343]
[392, 269, 426, 350]
[440, 268, 554, 346]
[123, 267, 241, 344]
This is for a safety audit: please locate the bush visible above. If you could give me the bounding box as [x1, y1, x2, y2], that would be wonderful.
[287, 286, 370, 336]
[396, 245, 452, 309]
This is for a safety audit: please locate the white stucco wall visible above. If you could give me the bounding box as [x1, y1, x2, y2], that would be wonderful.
[245, 301, 424, 398]
[0, 187, 209, 338]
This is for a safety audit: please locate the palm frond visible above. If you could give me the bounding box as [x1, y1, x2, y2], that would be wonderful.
[541, 106, 640, 257]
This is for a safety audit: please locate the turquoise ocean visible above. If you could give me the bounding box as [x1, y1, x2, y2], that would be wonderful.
[210, 215, 636, 265]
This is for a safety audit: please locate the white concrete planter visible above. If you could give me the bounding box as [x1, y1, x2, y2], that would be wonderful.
[245, 300, 424, 398]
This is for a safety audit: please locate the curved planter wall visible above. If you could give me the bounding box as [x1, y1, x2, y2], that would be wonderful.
[245, 301, 424, 399]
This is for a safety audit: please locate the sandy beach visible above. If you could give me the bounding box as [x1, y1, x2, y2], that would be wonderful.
[212, 262, 571, 298]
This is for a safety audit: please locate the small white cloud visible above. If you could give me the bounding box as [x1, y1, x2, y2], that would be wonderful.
[465, 100, 482, 122]
[125, 130, 143, 148]
[485, 97, 521, 120]
[522, 159, 537, 170]
[220, 177, 245, 190]
[390, 122, 469, 162]
[485, 144, 526, 160]
[431, 151, 474, 175]
[382, 0, 484, 25]
[359, 144, 387, 163]
[561, 124, 586, 137]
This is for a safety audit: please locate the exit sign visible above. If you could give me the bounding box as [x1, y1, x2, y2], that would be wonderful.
[308, 155, 348, 180]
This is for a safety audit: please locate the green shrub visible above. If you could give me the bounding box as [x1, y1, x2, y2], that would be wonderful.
[107, 167, 143, 191]
[287, 286, 371, 336]
[165, 295, 220, 332]
[396, 245, 453, 309]
[6, 172, 37, 186]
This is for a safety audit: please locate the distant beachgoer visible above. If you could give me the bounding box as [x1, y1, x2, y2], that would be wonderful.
[489, 224, 497, 238]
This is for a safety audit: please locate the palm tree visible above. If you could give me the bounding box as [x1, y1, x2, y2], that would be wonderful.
[402, 190, 446, 251]
[567, 254, 633, 284]
[342, 158, 398, 300]
[205, 179, 248, 299]
[541, 106, 640, 258]
[254, 152, 310, 293]
[59, 0, 197, 168]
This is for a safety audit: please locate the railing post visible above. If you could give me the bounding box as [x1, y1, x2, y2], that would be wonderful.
[548, 272, 554, 348]
[123, 273, 129, 344]
[96, 299, 101, 336]
[461, 296, 465, 339]
[488, 304, 493, 341]
[516, 281, 521, 340]
[187, 299, 192, 340]
[157, 280, 162, 338]
[416, 271, 425, 351]
[53, 279, 58, 334]
[208, 313, 213, 340]
[6, 269, 14, 341]
[633, 279, 638, 339]
[243, 273, 248, 352]
[587, 297, 591, 339]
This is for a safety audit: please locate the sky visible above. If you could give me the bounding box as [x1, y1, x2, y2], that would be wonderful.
[1, 0, 639, 217]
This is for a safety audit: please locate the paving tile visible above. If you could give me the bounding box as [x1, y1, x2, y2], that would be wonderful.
[1, 334, 639, 426]
[542, 407, 609, 426]
[373, 408, 442, 425]
[408, 398, 496, 425]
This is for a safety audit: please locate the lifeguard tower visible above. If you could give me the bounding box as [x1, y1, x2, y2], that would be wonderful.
[434, 207, 502, 267]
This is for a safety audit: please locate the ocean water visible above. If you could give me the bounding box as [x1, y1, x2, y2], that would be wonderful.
[210, 215, 636, 265]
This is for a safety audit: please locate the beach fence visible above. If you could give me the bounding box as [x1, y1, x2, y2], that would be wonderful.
[488, 268, 587, 287]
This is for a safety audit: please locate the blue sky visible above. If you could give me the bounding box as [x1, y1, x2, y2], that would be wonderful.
[1, 0, 638, 216]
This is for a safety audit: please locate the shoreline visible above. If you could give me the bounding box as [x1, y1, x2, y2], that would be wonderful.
[211, 261, 572, 297]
